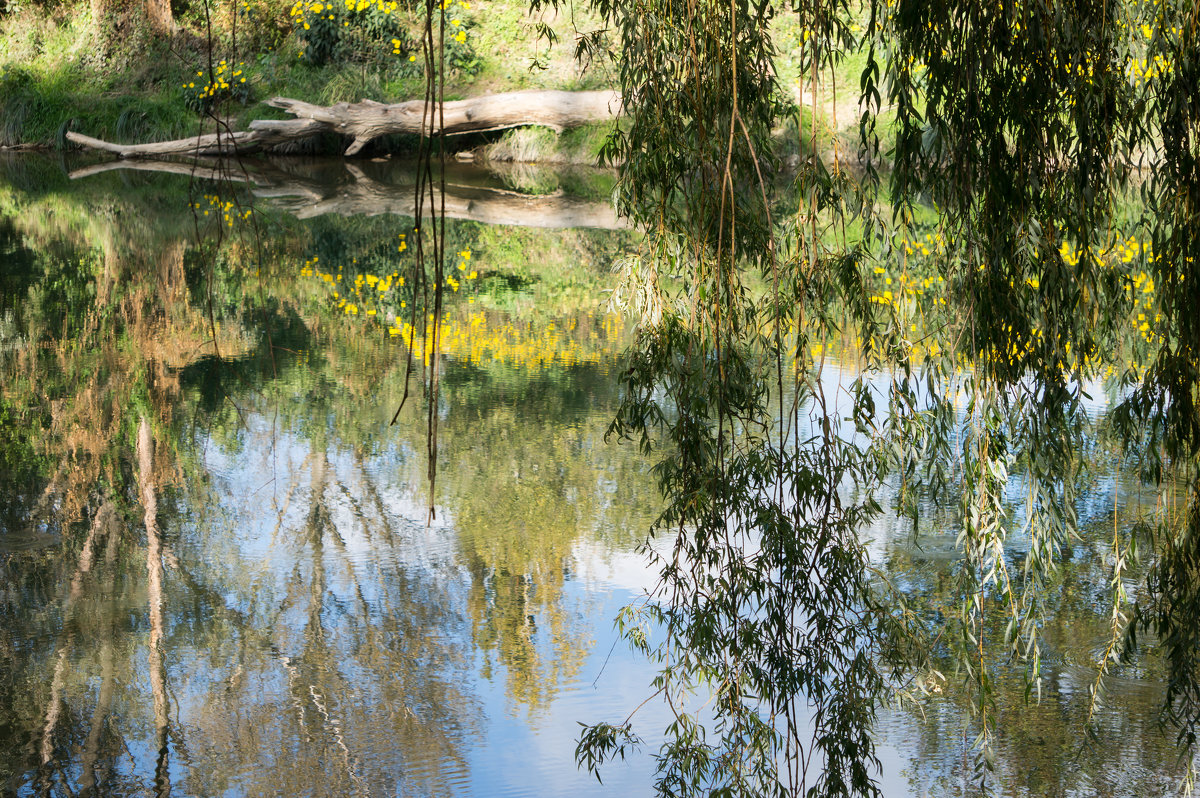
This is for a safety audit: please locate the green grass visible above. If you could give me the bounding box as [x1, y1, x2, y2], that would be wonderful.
[480, 122, 614, 166]
[0, 0, 891, 162]
[0, 63, 196, 148]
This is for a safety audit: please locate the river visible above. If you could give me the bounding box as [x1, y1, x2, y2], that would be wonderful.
[0, 152, 1193, 797]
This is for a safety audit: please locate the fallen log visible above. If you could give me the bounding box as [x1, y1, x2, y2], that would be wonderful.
[66, 89, 622, 159]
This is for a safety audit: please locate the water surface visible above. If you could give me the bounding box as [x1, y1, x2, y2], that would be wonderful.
[0, 153, 1193, 797]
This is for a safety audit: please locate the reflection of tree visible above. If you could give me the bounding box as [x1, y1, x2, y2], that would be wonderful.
[877, 462, 1196, 796]
[0, 194, 492, 794]
[0, 171, 206, 796]
[137, 418, 171, 797]
[424, 368, 658, 713]
[169, 440, 481, 798]
[0, 164, 658, 793]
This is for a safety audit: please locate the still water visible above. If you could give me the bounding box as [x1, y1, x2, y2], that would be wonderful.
[0, 153, 1193, 797]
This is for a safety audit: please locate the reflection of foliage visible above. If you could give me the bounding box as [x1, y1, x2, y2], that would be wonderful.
[570, 0, 1200, 793]
[879, 487, 1186, 797]
[0, 159, 517, 796]
[2, 156, 654, 739]
[446, 380, 655, 711]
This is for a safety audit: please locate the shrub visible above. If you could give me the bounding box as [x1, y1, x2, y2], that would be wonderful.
[291, 0, 415, 67]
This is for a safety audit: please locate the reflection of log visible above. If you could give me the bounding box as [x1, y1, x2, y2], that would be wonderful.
[68, 158, 260, 183]
[69, 157, 626, 229]
[274, 163, 624, 229]
[67, 90, 622, 158]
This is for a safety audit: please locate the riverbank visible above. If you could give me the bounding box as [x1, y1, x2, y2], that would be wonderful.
[0, 0, 850, 162]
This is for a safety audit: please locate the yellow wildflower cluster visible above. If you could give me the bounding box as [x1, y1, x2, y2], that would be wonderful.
[192, 195, 252, 228]
[183, 61, 250, 108]
[292, 244, 624, 369]
[873, 230, 1174, 376]
[1127, 53, 1173, 85]
[289, 0, 471, 62]
[386, 312, 624, 369]
[869, 233, 948, 309]
[290, 0, 401, 26]
[1056, 237, 1161, 348]
[290, 0, 404, 62]
[300, 245, 479, 321]
[298, 256, 323, 278]
[880, 5, 1181, 92]
[449, 248, 478, 290]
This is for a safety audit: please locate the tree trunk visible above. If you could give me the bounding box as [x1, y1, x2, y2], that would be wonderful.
[67, 90, 622, 158]
[92, 0, 173, 41]
[145, 0, 174, 36]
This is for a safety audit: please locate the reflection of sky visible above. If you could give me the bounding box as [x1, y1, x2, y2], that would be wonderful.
[9, 373, 1191, 796]
[183, 356, 1195, 798]
[182, 410, 676, 796]
[466, 585, 668, 796]
[184, 408, 911, 797]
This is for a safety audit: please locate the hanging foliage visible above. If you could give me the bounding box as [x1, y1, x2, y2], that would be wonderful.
[563, 0, 1200, 793]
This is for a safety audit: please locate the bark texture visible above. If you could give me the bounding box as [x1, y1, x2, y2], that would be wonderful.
[67, 90, 622, 158]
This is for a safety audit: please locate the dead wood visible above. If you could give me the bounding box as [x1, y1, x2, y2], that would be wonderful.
[66, 90, 622, 159]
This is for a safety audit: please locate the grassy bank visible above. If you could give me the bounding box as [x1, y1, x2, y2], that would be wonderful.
[0, 1, 858, 162]
[0, 0, 617, 158]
